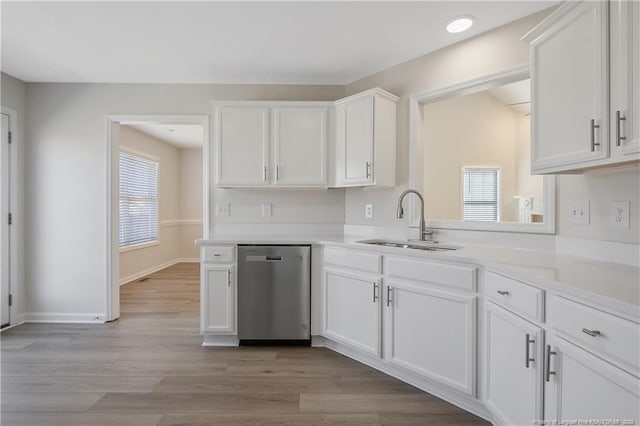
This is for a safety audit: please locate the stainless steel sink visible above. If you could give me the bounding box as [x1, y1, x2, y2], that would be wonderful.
[358, 239, 461, 251]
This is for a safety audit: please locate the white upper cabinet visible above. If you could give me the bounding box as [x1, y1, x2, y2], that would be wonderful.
[334, 88, 398, 187]
[526, 0, 640, 173]
[610, 0, 640, 157]
[527, 1, 609, 173]
[272, 106, 327, 186]
[215, 106, 270, 187]
[214, 102, 330, 188]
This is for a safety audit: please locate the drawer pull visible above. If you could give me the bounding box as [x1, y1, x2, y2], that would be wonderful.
[525, 334, 535, 368]
[496, 290, 510, 296]
[545, 344, 557, 382]
[214, 254, 221, 257]
[582, 328, 601, 337]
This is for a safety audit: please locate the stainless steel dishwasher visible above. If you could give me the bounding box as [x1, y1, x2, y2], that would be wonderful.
[237, 245, 311, 345]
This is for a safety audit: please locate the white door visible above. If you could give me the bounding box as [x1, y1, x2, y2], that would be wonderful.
[1, 113, 10, 327]
[337, 96, 374, 185]
[272, 107, 327, 186]
[201, 264, 234, 333]
[545, 335, 640, 425]
[531, 1, 609, 172]
[384, 280, 476, 395]
[323, 268, 381, 356]
[485, 301, 543, 426]
[215, 106, 270, 186]
[610, 0, 640, 156]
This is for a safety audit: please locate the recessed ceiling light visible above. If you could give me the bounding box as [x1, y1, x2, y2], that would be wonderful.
[447, 16, 474, 34]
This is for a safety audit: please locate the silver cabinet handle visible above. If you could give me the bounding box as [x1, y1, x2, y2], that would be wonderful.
[497, 290, 510, 296]
[365, 161, 372, 179]
[227, 269, 231, 287]
[263, 165, 268, 182]
[582, 328, 601, 337]
[525, 333, 535, 368]
[213, 254, 221, 257]
[372, 283, 378, 303]
[386, 286, 392, 307]
[545, 344, 557, 382]
[616, 110, 626, 147]
[590, 119, 601, 152]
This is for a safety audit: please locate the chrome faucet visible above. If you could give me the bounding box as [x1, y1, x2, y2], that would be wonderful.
[396, 189, 434, 242]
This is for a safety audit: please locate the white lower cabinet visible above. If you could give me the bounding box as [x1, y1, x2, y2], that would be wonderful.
[544, 335, 640, 425]
[323, 267, 381, 356]
[485, 301, 544, 426]
[384, 280, 476, 395]
[201, 264, 234, 334]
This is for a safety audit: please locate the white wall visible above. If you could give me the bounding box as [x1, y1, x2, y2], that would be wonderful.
[24, 83, 345, 318]
[0, 72, 26, 321]
[343, 9, 639, 245]
[178, 147, 203, 260]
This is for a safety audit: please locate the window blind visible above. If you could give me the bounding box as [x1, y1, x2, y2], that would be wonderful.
[119, 151, 158, 247]
[463, 168, 500, 222]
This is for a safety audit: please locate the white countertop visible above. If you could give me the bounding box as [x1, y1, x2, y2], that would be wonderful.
[197, 235, 640, 318]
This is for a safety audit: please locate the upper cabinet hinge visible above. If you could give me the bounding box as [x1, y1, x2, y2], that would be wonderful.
[8, 213, 12, 225]
[8, 131, 12, 144]
[8, 294, 12, 307]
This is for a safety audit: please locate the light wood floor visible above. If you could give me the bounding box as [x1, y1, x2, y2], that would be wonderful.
[1, 263, 489, 426]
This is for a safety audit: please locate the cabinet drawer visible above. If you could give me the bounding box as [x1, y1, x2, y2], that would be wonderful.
[324, 247, 381, 274]
[485, 271, 543, 321]
[203, 246, 235, 263]
[549, 295, 640, 372]
[385, 257, 476, 291]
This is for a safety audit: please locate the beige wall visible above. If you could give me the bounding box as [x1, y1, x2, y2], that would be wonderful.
[422, 92, 521, 222]
[514, 115, 543, 197]
[118, 126, 203, 283]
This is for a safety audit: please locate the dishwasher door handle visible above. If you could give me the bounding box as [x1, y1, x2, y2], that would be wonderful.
[244, 255, 283, 262]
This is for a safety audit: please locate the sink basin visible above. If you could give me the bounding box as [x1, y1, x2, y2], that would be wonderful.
[358, 239, 461, 251]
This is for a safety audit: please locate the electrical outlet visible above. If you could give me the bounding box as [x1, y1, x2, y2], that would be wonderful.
[610, 201, 630, 228]
[365, 204, 374, 219]
[215, 203, 230, 217]
[570, 201, 590, 225]
[262, 203, 272, 217]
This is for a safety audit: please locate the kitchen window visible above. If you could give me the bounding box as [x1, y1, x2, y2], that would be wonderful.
[462, 167, 500, 222]
[119, 151, 158, 248]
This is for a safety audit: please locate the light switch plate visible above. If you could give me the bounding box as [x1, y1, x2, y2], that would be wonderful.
[365, 204, 374, 219]
[610, 201, 630, 228]
[262, 203, 272, 217]
[570, 201, 589, 225]
[215, 203, 230, 217]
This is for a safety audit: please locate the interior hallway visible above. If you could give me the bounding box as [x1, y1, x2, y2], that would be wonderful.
[0, 263, 488, 426]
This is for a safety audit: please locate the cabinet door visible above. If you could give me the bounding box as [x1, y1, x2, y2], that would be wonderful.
[272, 107, 327, 186]
[337, 96, 374, 185]
[545, 335, 640, 425]
[531, 1, 609, 172]
[323, 268, 381, 356]
[485, 301, 543, 426]
[384, 280, 476, 396]
[215, 106, 270, 186]
[611, 0, 640, 156]
[201, 264, 234, 333]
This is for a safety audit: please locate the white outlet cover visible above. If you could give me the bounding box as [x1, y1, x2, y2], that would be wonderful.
[215, 203, 230, 217]
[570, 201, 590, 225]
[610, 201, 630, 228]
[365, 204, 374, 219]
[262, 203, 272, 217]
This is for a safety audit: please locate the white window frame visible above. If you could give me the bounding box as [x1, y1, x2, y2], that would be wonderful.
[118, 147, 159, 252]
[461, 166, 501, 223]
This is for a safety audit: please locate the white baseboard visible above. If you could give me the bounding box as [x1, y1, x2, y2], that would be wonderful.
[22, 312, 107, 323]
[119, 258, 197, 285]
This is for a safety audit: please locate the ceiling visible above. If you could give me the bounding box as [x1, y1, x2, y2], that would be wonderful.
[1, 1, 556, 85]
[488, 79, 531, 115]
[126, 123, 204, 149]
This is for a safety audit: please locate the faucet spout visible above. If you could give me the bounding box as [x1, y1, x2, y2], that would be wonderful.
[396, 189, 432, 241]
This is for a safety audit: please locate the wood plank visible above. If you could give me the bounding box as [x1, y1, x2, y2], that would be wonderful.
[158, 413, 381, 425]
[0, 413, 163, 426]
[153, 376, 342, 394]
[299, 393, 463, 414]
[2, 375, 163, 393]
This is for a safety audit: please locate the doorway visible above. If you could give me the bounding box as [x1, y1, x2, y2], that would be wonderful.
[105, 115, 210, 322]
[1, 108, 17, 329]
